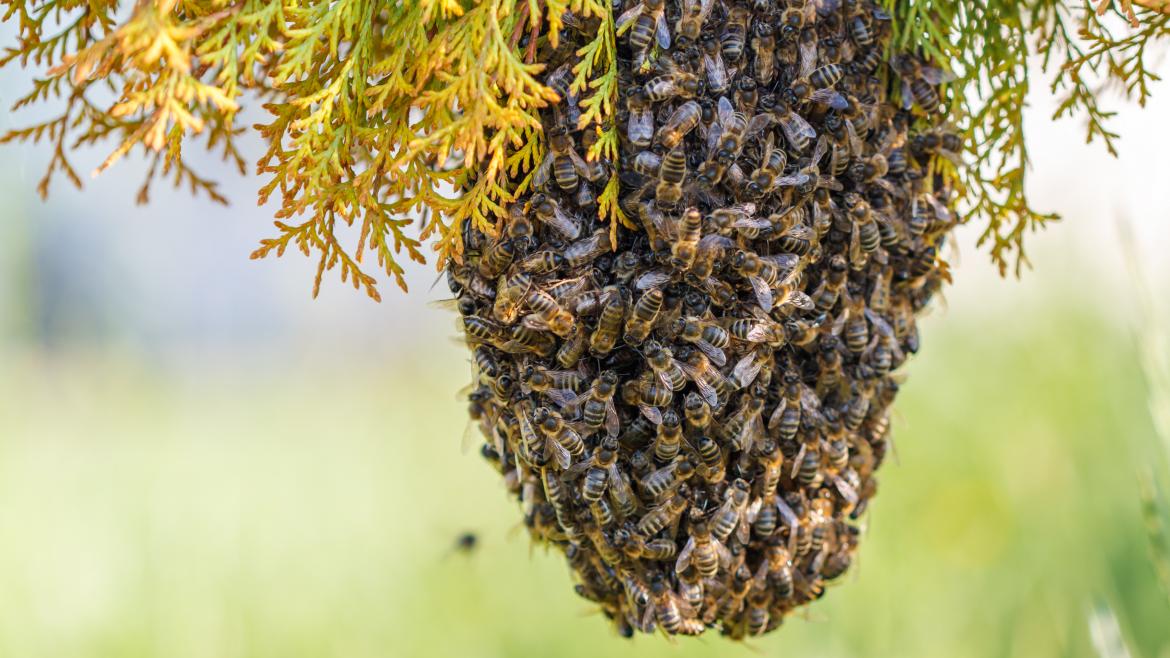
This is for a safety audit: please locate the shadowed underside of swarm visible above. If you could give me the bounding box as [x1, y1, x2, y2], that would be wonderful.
[450, 0, 955, 639]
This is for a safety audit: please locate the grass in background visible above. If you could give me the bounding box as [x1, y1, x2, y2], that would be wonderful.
[0, 304, 1166, 658]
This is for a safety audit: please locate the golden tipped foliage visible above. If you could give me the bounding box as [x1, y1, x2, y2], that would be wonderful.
[886, 0, 1170, 275]
[2, 0, 1169, 292]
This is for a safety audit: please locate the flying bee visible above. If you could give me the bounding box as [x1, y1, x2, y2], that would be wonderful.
[626, 86, 655, 147]
[624, 287, 664, 345]
[529, 193, 582, 240]
[617, 0, 670, 68]
[671, 315, 729, 366]
[892, 54, 955, 114]
[654, 146, 687, 209]
[677, 510, 731, 578]
[721, 5, 751, 62]
[758, 94, 817, 153]
[712, 478, 753, 544]
[656, 100, 703, 150]
[676, 0, 714, 42]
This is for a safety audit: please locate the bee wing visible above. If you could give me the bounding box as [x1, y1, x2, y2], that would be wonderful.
[629, 110, 655, 146]
[675, 535, 696, 573]
[521, 314, 551, 331]
[749, 275, 774, 311]
[830, 473, 859, 506]
[761, 252, 800, 272]
[635, 269, 672, 290]
[783, 290, 815, 312]
[697, 233, 733, 254]
[735, 512, 751, 545]
[547, 435, 573, 470]
[733, 216, 772, 229]
[550, 208, 583, 240]
[849, 219, 863, 264]
[616, 4, 644, 33]
[609, 463, 635, 502]
[565, 229, 607, 262]
[544, 387, 580, 410]
[773, 173, 811, 187]
[716, 537, 734, 567]
[900, 81, 915, 110]
[655, 13, 671, 49]
[745, 113, 773, 138]
[799, 41, 817, 77]
[704, 54, 729, 92]
[640, 403, 664, 425]
[732, 352, 764, 389]
[696, 339, 728, 367]
[812, 88, 848, 109]
[568, 148, 602, 181]
[788, 111, 817, 139]
[767, 397, 788, 429]
[790, 442, 807, 478]
[604, 400, 621, 437]
[717, 96, 735, 127]
[656, 369, 673, 391]
[919, 65, 956, 84]
[845, 120, 865, 156]
[775, 495, 799, 528]
[811, 134, 830, 164]
[705, 120, 723, 154]
[533, 152, 553, 188]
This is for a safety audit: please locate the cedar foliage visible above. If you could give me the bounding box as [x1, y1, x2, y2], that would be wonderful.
[1, 0, 1167, 295]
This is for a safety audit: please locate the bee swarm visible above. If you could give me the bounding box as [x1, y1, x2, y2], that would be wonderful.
[451, 0, 957, 639]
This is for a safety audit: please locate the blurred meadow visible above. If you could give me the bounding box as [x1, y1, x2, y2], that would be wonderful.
[3, 30, 1170, 658]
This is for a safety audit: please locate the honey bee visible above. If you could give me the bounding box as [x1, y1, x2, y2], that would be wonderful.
[751, 22, 776, 85]
[758, 94, 817, 153]
[545, 63, 581, 128]
[624, 287, 664, 345]
[700, 33, 731, 94]
[746, 133, 808, 197]
[810, 253, 849, 312]
[643, 574, 698, 636]
[626, 86, 655, 147]
[617, 0, 671, 68]
[730, 249, 802, 312]
[677, 510, 731, 578]
[644, 59, 702, 101]
[564, 228, 610, 269]
[638, 371, 674, 423]
[675, 0, 714, 43]
[533, 405, 585, 468]
[590, 286, 625, 354]
[717, 394, 765, 454]
[667, 207, 702, 270]
[636, 493, 689, 537]
[656, 100, 703, 150]
[712, 478, 752, 544]
[535, 126, 599, 192]
[631, 149, 663, 179]
[709, 96, 768, 163]
[652, 409, 685, 461]
[892, 54, 954, 114]
[671, 315, 729, 365]
[720, 6, 751, 62]
[529, 193, 582, 240]
[655, 145, 687, 208]
[678, 349, 731, 408]
[644, 340, 688, 391]
[693, 434, 725, 483]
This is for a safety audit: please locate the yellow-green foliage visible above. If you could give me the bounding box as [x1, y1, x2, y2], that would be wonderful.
[1, 0, 1168, 295]
[0, 0, 619, 299]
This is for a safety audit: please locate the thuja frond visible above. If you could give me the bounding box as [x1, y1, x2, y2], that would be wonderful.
[887, 0, 1170, 276]
[1, 0, 622, 298]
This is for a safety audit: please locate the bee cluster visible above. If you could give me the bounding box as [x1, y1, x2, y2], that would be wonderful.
[449, 0, 959, 639]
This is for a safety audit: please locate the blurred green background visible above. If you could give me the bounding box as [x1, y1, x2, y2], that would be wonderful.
[3, 32, 1170, 658]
